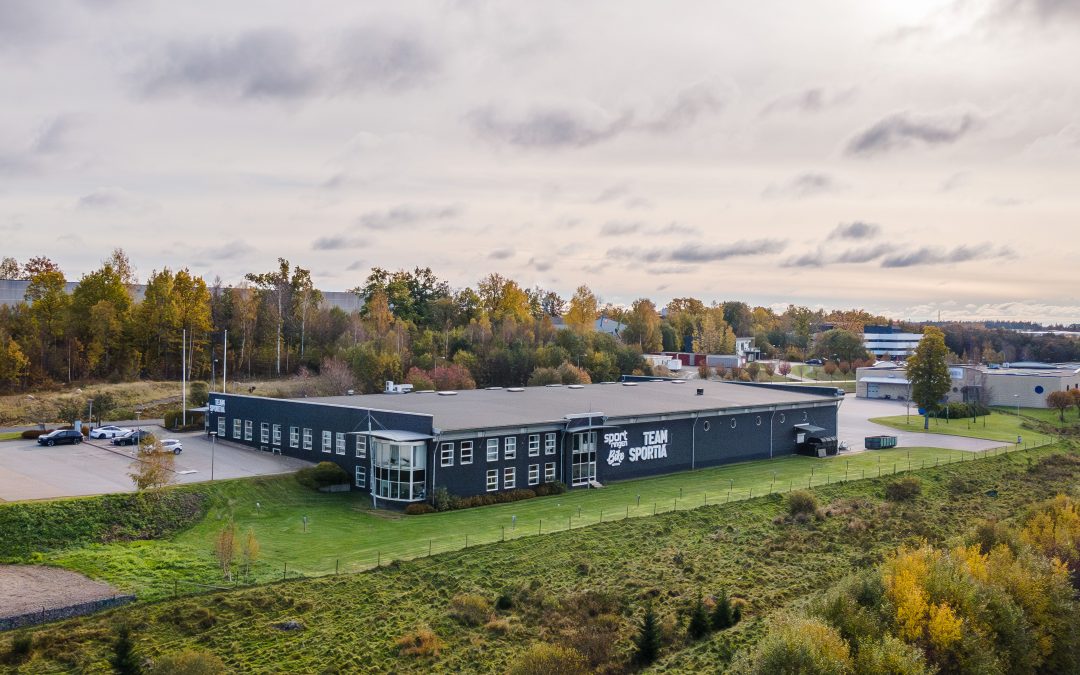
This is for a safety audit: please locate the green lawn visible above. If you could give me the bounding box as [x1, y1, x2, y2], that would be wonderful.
[868, 410, 1058, 445]
[42, 443, 1028, 600]
[992, 405, 1080, 429]
[0, 431, 21, 441]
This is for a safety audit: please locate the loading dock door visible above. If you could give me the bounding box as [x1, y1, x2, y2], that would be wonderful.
[867, 383, 880, 398]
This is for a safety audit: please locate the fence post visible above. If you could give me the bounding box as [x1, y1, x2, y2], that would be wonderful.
[600, 508, 604, 522]
[283, 562, 287, 580]
[568, 515, 572, 530]
[626, 505, 629, 518]
[539, 519, 542, 535]
[429, 539, 432, 556]
[174, 579, 178, 598]
[377, 551, 380, 567]
[502, 526, 505, 541]
[465, 534, 469, 549]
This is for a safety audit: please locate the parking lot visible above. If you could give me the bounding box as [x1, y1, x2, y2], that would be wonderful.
[0, 428, 312, 501]
[837, 395, 1003, 453]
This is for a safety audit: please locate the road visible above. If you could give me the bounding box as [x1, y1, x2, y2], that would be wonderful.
[0, 430, 311, 501]
[837, 395, 1003, 453]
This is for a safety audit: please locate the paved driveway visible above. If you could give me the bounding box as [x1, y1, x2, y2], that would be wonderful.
[838, 395, 1003, 452]
[0, 430, 311, 501]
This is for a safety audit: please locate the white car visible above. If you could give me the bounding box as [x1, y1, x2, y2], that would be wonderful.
[159, 439, 183, 454]
[89, 425, 132, 439]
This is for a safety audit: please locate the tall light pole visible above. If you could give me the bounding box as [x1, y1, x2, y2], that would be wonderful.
[1014, 393, 1020, 418]
[87, 398, 94, 429]
[210, 431, 217, 481]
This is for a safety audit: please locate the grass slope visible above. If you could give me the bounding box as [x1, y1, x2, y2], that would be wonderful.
[4, 443, 1077, 673]
[22, 445, 1028, 601]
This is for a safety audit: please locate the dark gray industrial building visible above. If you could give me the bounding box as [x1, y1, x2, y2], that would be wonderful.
[206, 380, 841, 506]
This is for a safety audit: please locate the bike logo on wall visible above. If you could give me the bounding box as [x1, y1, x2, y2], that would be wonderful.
[605, 429, 669, 467]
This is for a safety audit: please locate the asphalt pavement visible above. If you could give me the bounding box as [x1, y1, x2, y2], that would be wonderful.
[837, 395, 1003, 453]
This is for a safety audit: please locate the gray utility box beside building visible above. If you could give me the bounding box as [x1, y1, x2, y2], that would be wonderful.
[206, 379, 841, 508]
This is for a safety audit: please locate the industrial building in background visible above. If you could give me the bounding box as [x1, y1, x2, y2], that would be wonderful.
[855, 361, 1080, 408]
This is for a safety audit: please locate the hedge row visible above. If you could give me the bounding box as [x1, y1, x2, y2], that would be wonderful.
[931, 402, 991, 419]
[421, 482, 568, 514]
[0, 490, 209, 559]
[20, 426, 91, 439]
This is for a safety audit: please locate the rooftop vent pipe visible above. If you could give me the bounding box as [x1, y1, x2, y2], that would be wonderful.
[696, 388, 704, 396]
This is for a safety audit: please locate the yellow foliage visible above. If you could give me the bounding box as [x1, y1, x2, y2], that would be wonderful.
[1019, 495, 1080, 563]
[884, 546, 931, 642]
[927, 603, 963, 650]
[953, 545, 989, 584]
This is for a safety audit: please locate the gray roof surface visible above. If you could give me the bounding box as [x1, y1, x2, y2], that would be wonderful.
[300, 380, 838, 433]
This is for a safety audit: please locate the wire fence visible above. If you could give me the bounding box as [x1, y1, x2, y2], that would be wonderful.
[162, 433, 1064, 598]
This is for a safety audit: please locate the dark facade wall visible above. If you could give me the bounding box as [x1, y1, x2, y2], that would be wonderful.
[431, 430, 565, 498]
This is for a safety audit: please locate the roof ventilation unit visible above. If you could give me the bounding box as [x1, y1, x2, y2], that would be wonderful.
[507, 387, 525, 392]
[437, 391, 457, 396]
[485, 386, 503, 390]
[696, 388, 704, 396]
[622, 382, 638, 386]
[568, 384, 584, 389]
[545, 384, 563, 387]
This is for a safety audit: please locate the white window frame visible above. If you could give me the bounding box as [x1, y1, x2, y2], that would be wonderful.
[486, 469, 498, 492]
[289, 426, 299, 448]
[545, 433, 556, 455]
[260, 422, 269, 444]
[355, 435, 367, 458]
[272, 424, 281, 445]
[504, 437, 517, 460]
[528, 464, 539, 485]
[233, 419, 241, 439]
[545, 462, 556, 482]
[440, 442, 454, 467]
[302, 428, 312, 450]
[504, 466, 516, 489]
[460, 440, 473, 465]
[528, 434, 540, 457]
[244, 420, 252, 441]
[217, 416, 226, 437]
[321, 430, 332, 453]
[335, 432, 346, 455]
[486, 438, 499, 462]
[355, 465, 366, 488]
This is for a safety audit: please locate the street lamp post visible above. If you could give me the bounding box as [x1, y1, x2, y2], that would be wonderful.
[87, 398, 94, 429]
[1013, 393, 1020, 418]
[209, 431, 217, 481]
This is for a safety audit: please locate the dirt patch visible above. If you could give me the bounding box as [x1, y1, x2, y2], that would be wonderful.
[0, 565, 120, 619]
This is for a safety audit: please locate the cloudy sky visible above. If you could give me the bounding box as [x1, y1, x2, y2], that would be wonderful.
[2, 0, 1078, 322]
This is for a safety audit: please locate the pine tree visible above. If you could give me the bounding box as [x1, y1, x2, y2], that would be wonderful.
[109, 624, 140, 674]
[634, 603, 662, 666]
[712, 589, 733, 630]
[732, 603, 742, 625]
[688, 591, 711, 640]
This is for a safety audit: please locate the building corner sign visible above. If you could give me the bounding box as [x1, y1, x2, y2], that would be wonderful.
[605, 429, 669, 467]
[209, 398, 226, 414]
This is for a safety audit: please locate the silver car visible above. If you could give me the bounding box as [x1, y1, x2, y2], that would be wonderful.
[159, 439, 183, 454]
[89, 425, 132, 439]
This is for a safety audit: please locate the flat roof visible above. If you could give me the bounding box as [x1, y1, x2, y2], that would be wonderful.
[299, 380, 838, 433]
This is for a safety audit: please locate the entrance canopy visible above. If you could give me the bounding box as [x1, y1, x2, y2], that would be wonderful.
[793, 423, 826, 437]
[354, 429, 433, 442]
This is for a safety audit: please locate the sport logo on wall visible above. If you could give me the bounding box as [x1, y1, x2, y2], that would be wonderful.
[605, 429, 669, 467]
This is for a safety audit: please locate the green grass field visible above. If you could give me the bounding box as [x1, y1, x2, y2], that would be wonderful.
[869, 409, 1055, 444]
[993, 405, 1080, 428]
[8, 442, 1079, 674]
[0, 431, 21, 441]
[35, 441, 1036, 601]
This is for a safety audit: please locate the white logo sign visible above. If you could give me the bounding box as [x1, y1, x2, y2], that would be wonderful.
[209, 397, 226, 414]
[605, 428, 669, 466]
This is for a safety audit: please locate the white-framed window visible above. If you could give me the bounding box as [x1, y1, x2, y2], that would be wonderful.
[302, 428, 312, 450]
[355, 465, 366, 488]
[233, 419, 241, 439]
[272, 424, 281, 445]
[545, 462, 556, 482]
[244, 420, 253, 441]
[335, 432, 346, 455]
[545, 433, 556, 455]
[290, 426, 299, 448]
[528, 464, 539, 485]
[460, 441, 473, 464]
[486, 438, 499, 462]
[504, 437, 517, 460]
[217, 416, 226, 437]
[486, 469, 498, 492]
[322, 430, 332, 453]
[504, 467, 516, 489]
[528, 434, 540, 456]
[260, 422, 269, 444]
[355, 435, 367, 458]
[440, 442, 454, 467]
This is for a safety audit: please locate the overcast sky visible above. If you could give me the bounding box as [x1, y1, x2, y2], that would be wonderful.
[2, 0, 1078, 322]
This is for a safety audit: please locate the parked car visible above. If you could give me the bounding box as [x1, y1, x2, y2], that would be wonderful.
[159, 439, 183, 454]
[806, 358, 824, 365]
[37, 429, 83, 446]
[111, 429, 154, 446]
[89, 425, 132, 439]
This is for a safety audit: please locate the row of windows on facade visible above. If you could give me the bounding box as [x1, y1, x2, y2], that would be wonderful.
[348, 462, 556, 492]
[218, 418, 558, 466]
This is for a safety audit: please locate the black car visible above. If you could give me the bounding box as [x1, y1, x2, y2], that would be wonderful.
[806, 358, 824, 365]
[111, 429, 154, 446]
[37, 429, 83, 446]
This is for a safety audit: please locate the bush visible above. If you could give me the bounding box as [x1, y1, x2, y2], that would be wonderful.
[787, 490, 818, 517]
[188, 382, 209, 407]
[20, 429, 53, 439]
[163, 409, 205, 431]
[295, 462, 350, 490]
[434, 486, 552, 511]
[4, 633, 32, 664]
[449, 593, 491, 626]
[432, 486, 459, 512]
[395, 626, 442, 658]
[884, 477, 922, 502]
[729, 614, 853, 675]
[534, 481, 567, 496]
[148, 649, 227, 674]
[508, 643, 589, 675]
[404, 503, 435, 515]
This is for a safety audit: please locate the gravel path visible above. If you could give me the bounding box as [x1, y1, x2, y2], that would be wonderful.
[0, 565, 120, 618]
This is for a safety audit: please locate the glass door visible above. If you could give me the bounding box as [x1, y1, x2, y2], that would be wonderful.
[570, 431, 596, 487]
